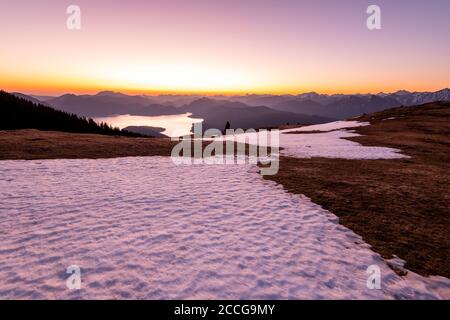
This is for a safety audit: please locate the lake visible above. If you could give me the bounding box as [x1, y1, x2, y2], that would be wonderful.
[95, 113, 203, 137]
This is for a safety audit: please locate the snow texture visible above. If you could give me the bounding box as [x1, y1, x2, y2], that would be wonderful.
[211, 121, 407, 160]
[0, 157, 447, 299]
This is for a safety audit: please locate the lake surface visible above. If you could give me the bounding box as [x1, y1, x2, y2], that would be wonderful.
[95, 113, 203, 137]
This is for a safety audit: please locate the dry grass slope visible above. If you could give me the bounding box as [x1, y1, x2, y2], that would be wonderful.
[264, 101, 450, 278]
[0, 129, 176, 160]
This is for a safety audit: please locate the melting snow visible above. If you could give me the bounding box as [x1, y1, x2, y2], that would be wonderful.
[279, 130, 406, 159]
[282, 120, 370, 133]
[210, 121, 407, 160]
[0, 157, 447, 299]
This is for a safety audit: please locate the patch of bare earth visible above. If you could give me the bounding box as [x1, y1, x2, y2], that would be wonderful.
[264, 102, 450, 278]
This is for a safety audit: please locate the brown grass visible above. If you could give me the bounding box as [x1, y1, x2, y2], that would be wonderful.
[0, 129, 177, 160]
[0, 129, 271, 160]
[263, 102, 450, 277]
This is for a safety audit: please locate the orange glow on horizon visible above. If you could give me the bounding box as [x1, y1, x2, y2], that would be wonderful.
[2, 80, 449, 97]
[1, 1, 449, 97]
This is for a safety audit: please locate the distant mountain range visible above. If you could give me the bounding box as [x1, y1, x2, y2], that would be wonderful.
[228, 88, 450, 119]
[39, 91, 181, 117]
[11, 88, 450, 130]
[12, 91, 334, 130]
[176, 98, 332, 130]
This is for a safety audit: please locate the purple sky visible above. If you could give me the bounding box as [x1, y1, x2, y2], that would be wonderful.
[1, 0, 449, 94]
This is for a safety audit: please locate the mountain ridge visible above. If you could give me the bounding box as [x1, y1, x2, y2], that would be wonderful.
[11, 88, 450, 126]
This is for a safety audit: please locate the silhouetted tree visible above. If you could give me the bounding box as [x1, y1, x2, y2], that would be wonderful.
[0, 91, 143, 137]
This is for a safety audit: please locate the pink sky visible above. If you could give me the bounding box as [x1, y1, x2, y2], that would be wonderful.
[1, 0, 449, 95]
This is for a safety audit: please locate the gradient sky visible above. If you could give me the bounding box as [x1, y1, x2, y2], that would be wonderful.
[1, 0, 449, 95]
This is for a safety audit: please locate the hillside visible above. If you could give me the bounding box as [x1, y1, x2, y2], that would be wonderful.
[0, 91, 140, 136]
[264, 101, 450, 277]
[0, 130, 175, 160]
[1, 99, 449, 278]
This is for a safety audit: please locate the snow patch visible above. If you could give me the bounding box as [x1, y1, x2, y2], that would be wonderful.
[0, 157, 447, 299]
[279, 130, 407, 159]
[211, 121, 407, 160]
[282, 120, 370, 133]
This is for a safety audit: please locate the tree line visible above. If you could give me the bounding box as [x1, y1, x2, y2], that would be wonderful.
[0, 91, 142, 137]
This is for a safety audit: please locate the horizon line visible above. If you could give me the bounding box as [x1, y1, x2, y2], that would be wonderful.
[6, 86, 450, 98]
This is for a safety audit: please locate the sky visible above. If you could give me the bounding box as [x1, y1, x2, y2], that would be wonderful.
[1, 0, 449, 95]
